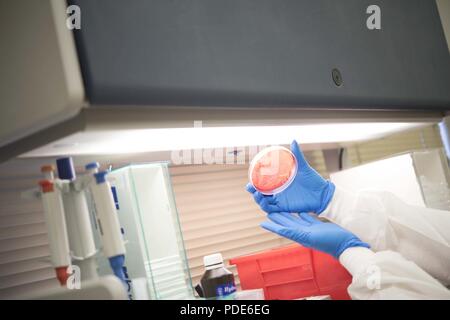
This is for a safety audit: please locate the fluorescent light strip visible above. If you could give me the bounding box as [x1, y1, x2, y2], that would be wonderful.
[22, 122, 428, 157]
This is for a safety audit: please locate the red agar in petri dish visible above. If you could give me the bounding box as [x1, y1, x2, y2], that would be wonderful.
[249, 146, 297, 195]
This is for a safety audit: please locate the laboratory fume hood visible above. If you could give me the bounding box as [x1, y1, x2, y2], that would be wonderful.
[0, 0, 449, 161]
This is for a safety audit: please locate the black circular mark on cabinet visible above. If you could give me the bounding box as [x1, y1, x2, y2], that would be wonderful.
[332, 68, 343, 87]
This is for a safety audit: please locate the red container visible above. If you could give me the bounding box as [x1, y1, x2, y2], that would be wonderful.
[229, 244, 352, 300]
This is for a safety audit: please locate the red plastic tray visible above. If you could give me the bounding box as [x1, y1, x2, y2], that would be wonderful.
[230, 244, 352, 300]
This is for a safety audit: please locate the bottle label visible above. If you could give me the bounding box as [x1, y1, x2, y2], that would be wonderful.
[215, 283, 236, 300]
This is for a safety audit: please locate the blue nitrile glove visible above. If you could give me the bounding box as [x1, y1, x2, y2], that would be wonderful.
[246, 140, 335, 214]
[261, 212, 370, 259]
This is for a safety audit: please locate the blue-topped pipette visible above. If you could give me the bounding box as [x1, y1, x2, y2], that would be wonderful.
[86, 164, 126, 283]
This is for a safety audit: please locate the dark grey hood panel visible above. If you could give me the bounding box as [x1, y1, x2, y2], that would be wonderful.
[71, 0, 450, 110]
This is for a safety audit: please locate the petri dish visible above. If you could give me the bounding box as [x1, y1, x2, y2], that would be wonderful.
[249, 146, 297, 195]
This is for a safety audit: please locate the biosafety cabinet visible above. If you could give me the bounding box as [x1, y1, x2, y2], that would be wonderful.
[0, 0, 450, 301]
[0, 0, 450, 161]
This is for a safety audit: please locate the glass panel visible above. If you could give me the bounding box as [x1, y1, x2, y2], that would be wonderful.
[108, 166, 157, 299]
[100, 162, 193, 300]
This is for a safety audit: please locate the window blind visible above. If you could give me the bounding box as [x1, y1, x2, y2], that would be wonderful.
[0, 175, 60, 299]
[346, 124, 443, 166]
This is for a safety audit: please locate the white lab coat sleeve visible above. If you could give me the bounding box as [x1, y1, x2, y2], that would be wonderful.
[339, 247, 450, 300]
[321, 187, 450, 285]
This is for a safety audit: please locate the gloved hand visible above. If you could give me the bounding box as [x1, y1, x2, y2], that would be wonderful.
[261, 212, 370, 259]
[246, 140, 335, 214]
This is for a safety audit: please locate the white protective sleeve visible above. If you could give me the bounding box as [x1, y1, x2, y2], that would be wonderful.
[339, 247, 450, 300]
[321, 187, 450, 285]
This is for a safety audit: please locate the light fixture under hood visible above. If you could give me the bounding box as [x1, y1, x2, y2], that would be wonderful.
[21, 122, 430, 157]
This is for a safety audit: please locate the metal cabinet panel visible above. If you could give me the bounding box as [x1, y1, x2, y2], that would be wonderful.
[0, 0, 84, 148]
[71, 0, 450, 109]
